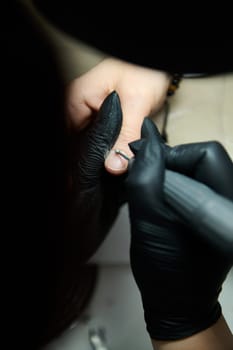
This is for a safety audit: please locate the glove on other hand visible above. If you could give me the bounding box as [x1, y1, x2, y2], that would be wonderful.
[125, 117, 232, 340]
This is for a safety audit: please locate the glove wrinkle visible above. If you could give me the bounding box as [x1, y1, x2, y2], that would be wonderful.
[67, 91, 125, 262]
[125, 117, 233, 340]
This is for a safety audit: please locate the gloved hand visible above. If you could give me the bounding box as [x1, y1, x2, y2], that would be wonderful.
[125, 117, 233, 341]
[66, 91, 125, 262]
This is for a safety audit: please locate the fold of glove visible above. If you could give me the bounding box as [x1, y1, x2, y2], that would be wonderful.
[125, 117, 232, 340]
[164, 140, 233, 201]
[66, 91, 125, 263]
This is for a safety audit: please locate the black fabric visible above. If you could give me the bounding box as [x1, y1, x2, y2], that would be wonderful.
[3, 3, 66, 348]
[33, 0, 233, 75]
[2, 3, 101, 349]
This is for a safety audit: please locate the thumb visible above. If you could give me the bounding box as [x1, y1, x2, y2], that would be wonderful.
[105, 98, 149, 174]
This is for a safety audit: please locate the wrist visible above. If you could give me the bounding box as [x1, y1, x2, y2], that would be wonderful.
[151, 315, 233, 350]
[143, 295, 223, 342]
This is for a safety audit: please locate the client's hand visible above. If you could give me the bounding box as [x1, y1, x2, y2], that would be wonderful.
[66, 57, 171, 174]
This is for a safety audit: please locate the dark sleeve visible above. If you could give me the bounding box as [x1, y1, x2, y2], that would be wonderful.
[33, 0, 233, 75]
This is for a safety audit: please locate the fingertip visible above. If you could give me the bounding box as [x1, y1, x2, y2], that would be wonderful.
[104, 150, 129, 175]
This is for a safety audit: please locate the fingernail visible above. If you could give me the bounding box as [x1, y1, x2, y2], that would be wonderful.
[105, 150, 128, 171]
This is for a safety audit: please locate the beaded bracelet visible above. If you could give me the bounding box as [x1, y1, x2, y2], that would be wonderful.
[167, 73, 182, 96]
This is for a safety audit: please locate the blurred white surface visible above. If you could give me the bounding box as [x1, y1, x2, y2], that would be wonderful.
[43, 265, 152, 350]
[90, 205, 131, 265]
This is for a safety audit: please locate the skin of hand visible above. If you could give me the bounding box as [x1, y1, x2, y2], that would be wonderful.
[125, 118, 233, 347]
[152, 315, 233, 350]
[66, 57, 171, 174]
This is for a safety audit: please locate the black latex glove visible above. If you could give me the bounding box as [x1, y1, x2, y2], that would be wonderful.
[66, 91, 125, 263]
[125, 117, 233, 341]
